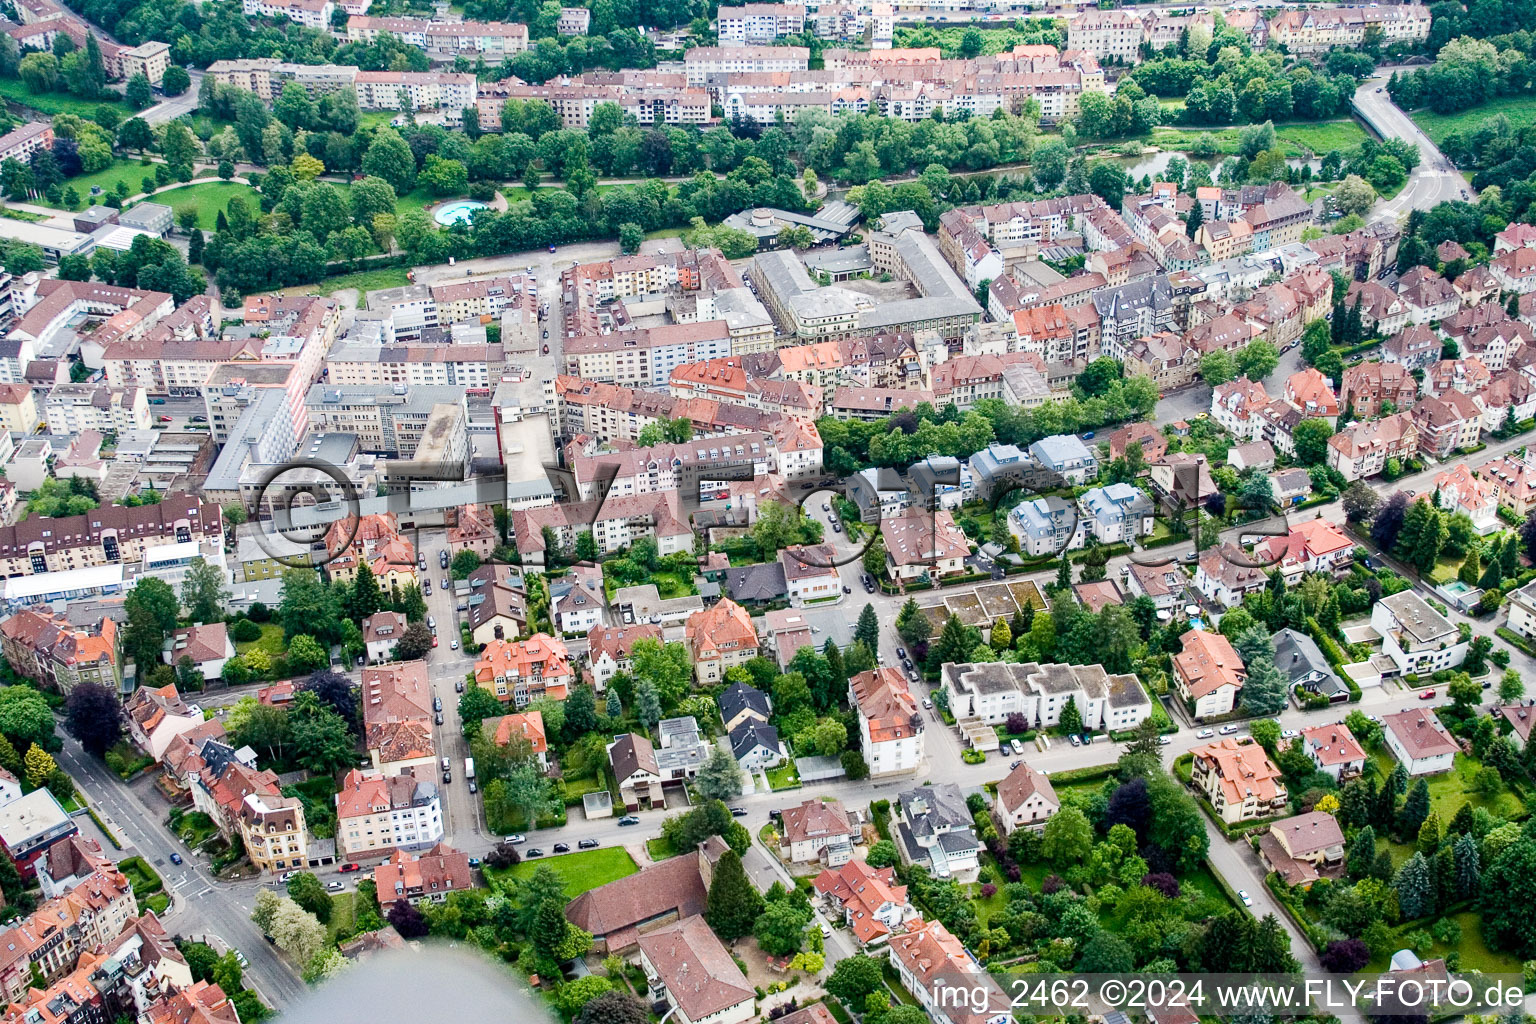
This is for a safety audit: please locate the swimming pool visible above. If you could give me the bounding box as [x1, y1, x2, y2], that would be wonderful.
[433, 200, 489, 226]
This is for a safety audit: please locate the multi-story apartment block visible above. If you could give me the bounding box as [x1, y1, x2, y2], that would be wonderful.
[335, 767, 443, 858]
[346, 15, 529, 57]
[42, 383, 150, 435]
[206, 58, 358, 101]
[0, 611, 120, 695]
[1267, 4, 1430, 53]
[717, 2, 806, 43]
[354, 71, 477, 114]
[0, 122, 53, 166]
[942, 660, 1151, 733]
[242, 0, 334, 29]
[562, 321, 735, 387]
[118, 40, 170, 85]
[683, 45, 810, 84]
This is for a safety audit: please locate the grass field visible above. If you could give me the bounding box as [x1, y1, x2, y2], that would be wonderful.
[1370, 749, 1527, 821]
[298, 265, 413, 299]
[236, 623, 286, 658]
[153, 182, 263, 230]
[1365, 910, 1524, 975]
[1408, 96, 1536, 146]
[498, 847, 638, 896]
[43, 158, 163, 208]
[0, 78, 133, 119]
[1150, 120, 1367, 159]
[892, 23, 1061, 58]
[326, 892, 357, 943]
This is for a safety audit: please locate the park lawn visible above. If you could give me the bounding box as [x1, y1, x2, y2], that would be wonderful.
[358, 111, 398, 131]
[45, 158, 164, 208]
[1409, 96, 1536, 146]
[501, 847, 638, 897]
[394, 187, 435, 221]
[644, 225, 687, 241]
[1149, 121, 1365, 160]
[152, 182, 263, 230]
[0, 78, 134, 120]
[1428, 554, 1462, 585]
[652, 571, 696, 599]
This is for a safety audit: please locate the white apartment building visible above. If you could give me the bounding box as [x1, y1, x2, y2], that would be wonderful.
[717, 3, 806, 44]
[1372, 591, 1468, 676]
[354, 71, 477, 113]
[242, 0, 334, 30]
[942, 660, 1152, 733]
[335, 767, 444, 858]
[683, 45, 810, 85]
[850, 668, 924, 777]
[42, 383, 150, 434]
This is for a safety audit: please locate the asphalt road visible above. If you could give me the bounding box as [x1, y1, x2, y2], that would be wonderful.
[139, 72, 205, 126]
[1351, 76, 1473, 222]
[55, 734, 310, 1013]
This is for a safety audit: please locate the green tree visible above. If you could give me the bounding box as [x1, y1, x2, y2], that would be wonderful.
[1058, 695, 1083, 735]
[1398, 778, 1430, 839]
[350, 562, 383, 621]
[705, 850, 763, 941]
[451, 549, 482, 579]
[1041, 805, 1093, 864]
[1236, 340, 1280, 381]
[754, 899, 812, 956]
[854, 603, 880, 654]
[361, 128, 417, 192]
[180, 556, 229, 624]
[695, 745, 744, 802]
[1394, 851, 1435, 920]
[286, 634, 329, 674]
[124, 72, 151, 109]
[286, 872, 334, 924]
[502, 760, 560, 828]
[1293, 418, 1335, 466]
[1200, 349, 1236, 386]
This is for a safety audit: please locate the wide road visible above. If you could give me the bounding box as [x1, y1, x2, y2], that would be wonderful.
[54, 735, 309, 1013]
[1352, 75, 1473, 223]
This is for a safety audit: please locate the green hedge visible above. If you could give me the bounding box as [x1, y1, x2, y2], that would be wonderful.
[1496, 626, 1536, 659]
[1042, 763, 1119, 785]
[1140, 532, 1185, 549]
[1307, 616, 1362, 702]
[1264, 874, 1327, 949]
[88, 807, 122, 850]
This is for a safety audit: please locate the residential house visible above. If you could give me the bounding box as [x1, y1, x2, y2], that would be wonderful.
[373, 843, 473, 905]
[586, 623, 662, 693]
[1107, 422, 1167, 466]
[655, 717, 710, 782]
[609, 733, 664, 811]
[1433, 464, 1498, 534]
[1383, 324, 1441, 371]
[446, 503, 498, 559]
[472, 634, 573, 707]
[1372, 591, 1467, 676]
[779, 797, 858, 865]
[487, 710, 548, 770]
[125, 684, 211, 764]
[880, 507, 969, 581]
[550, 566, 606, 634]
[638, 917, 755, 1024]
[1480, 450, 1536, 516]
[1301, 723, 1366, 780]
[719, 680, 771, 733]
[237, 787, 308, 874]
[1396, 266, 1460, 325]
[941, 660, 1151, 733]
[1498, 702, 1534, 751]
[1124, 561, 1187, 612]
[849, 667, 923, 777]
[1009, 495, 1086, 557]
[1191, 737, 1288, 823]
[1274, 628, 1347, 704]
[1507, 577, 1536, 642]
[463, 563, 528, 646]
[1270, 467, 1311, 507]
[0, 611, 121, 696]
[1173, 628, 1246, 718]
[1194, 542, 1268, 608]
[1028, 434, 1098, 485]
[363, 610, 407, 664]
[1413, 390, 1482, 458]
[780, 545, 842, 607]
[1258, 810, 1345, 886]
[1211, 377, 1270, 441]
[565, 841, 720, 953]
[0, 790, 78, 880]
[1346, 281, 1409, 336]
[1228, 441, 1276, 473]
[1149, 452, 1217, 513]
[1254, 519, 1355, 585]
[1327, 412, 1418, 481]
[993, 762, 1059, 836]
[729, 721, 785, 770]
[163, 623, 233, 682]
[1490, 247, 1536, 294]
[813, 859, 915, 946]
[1284, 368, 1340, 424]
[1382, 707, 1459, 776]
[362, 661, 435, 777]
[1078, 483, 1154, 544]
[1340, 362, 1418, 419]
[894, 783, 979, 881]
[685, 597, 759, 684]
[887, 918, 1009, 1024]
[335, 767, 443, 859]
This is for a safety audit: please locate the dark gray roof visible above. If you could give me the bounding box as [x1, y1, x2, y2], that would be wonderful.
[725, 562, 787, 603]
[729, 720, 782, 760]
[719, 681, 770, 724]
[1272, 627, 1337, 688]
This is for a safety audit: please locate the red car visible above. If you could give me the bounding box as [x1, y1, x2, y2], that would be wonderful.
[338, 863, 361, 873]
[158, 415, 173, 422]
[432, 635, 439, 647]
[1420, 689, 1435, 699]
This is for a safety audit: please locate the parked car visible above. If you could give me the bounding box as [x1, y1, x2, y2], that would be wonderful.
[1010, 739, 1024, 755]
[505, 834, 526, 844]
[325, 881, 345, 892]
[456, 679, 465, 692]
[468, 857, 481, 867]
[1420, 688, 1436, 699]
[339, 863, 362, 873]
[921, 698, 932, 709]
[542, 345, 550, 354]
[1069, 734, 1081, 747]
[434, 711, 443, 725]
[553, 843, 570, 853]
[729, 806, 748, 817]
[578, 838, 599, 849]
[1158, 736, 1172, 746]
[433, 696, 442, 712]
[1219, 724, 1241, 735]
[432, 635, 439, 647]
[1010, 760, 1022, 770]
[281, 871, 297, 882]
[1239, 890, 1254, 907]
[617, 815, 640, 826]
[896, 647, 906, 660]
[158, 415, 173, 422]
[1196, 728, 1215, 738]
[469, 780, 477, 793]
[450, 640, 459, 650]
[527, 848, 545, 857]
